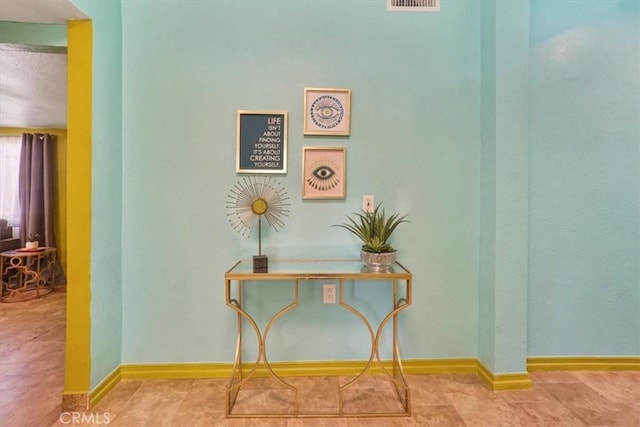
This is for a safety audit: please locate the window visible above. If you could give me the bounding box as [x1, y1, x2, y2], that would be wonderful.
[0, 136, 21, 226]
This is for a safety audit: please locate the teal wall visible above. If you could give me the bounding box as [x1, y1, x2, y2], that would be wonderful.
[479, 0, 530, 374]
[479, 0, 497, 370]
[71, 0, 124, 388]
[528, 0, 640, 356]
[0, 21, 67, 46]
[58, 0, 639, 389]
[119, 1, 481, 363]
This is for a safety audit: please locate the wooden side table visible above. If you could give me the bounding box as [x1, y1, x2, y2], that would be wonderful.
[1, 247, 56, 302]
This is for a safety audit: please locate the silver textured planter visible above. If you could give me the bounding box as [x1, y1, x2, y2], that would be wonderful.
[361, 250, 396, 272]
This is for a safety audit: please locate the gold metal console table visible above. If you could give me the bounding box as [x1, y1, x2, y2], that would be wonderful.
[1, 247, 56, 303]
[224, 259, 412, 418]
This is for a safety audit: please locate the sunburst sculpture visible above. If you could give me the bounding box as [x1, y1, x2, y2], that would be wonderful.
[226, 176, 290, 272]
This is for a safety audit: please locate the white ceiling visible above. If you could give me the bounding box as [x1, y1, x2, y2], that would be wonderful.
[0, 0, 86, 25]
[0, 0, 86, 129]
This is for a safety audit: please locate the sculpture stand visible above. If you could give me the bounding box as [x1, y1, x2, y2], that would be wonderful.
[252, 218, 268, 273]
[252, 255, 268, 273]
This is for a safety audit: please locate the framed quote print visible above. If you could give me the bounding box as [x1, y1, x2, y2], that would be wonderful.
[303, 88, 351, 136]
[302, 147, 346, 199]
[236, 110, 287, 173]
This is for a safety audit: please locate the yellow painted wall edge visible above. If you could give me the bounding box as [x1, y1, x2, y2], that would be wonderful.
[64, 19, 92, 406]
[88, 357, 640, 408]
[527, 356, 640, 371]
[89, 366, 121, 408]
[477, 360, 532, 391]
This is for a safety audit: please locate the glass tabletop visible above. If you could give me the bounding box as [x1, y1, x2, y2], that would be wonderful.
[225, 258, 411, 279]
[1, 247, 56, 256]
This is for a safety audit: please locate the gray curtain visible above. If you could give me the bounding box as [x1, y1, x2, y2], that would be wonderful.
[18, 133, 65, 283]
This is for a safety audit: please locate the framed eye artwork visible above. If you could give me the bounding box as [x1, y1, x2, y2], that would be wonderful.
[303, 88, 351, 136]
[302, 147, 346, 200]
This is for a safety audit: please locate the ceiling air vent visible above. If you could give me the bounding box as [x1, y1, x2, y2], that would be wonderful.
[387, 0, 440, 12]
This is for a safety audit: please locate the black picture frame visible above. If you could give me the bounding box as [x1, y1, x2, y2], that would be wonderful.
[236, 110, 288, 174]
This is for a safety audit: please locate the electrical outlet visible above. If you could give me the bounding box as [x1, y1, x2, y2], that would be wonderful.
[323, 284, 336, 304]
[363, 195, 374, 213]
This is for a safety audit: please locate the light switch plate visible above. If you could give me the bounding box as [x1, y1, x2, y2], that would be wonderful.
[363, 195, 374, 213]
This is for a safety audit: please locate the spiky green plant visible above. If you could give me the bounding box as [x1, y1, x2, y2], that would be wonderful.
[334, 204, 409, 253]
[27, 232, 39, 242]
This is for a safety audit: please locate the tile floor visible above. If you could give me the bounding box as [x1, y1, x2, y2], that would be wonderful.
[0, 286, 66, 427]
[0, 287, 638, 426]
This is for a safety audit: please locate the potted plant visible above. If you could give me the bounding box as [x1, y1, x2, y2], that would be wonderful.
[26, 232, 40, 250]
[334, 203, 409, 272]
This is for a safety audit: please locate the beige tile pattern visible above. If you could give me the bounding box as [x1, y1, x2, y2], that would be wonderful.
[0, 287, 638, 426]
[0, 287, 66, 427]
